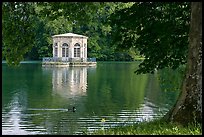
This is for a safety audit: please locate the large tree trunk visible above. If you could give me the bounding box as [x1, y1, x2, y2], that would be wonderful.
[164, 2, 202, 125]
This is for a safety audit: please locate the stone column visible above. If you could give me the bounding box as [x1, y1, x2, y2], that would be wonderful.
[53, 39, 55, 57]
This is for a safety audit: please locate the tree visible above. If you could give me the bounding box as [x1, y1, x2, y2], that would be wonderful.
[110, 2, 190, 73]
[2, 2, 136, 63]
[110, 2, 202, 125]
[40, 2, 134, 61]
[2, 2, 201, 125]
[2, 2, 37, 66]
[163, 2, 202, 125]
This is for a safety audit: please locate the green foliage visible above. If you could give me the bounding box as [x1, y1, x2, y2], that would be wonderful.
[158, 64, 186, 93]
[2, 2, 161, 65]
[2, 2, 37, 66]
[38, 2, 103, 24]
[27, 17, 51, 60]
[110, 2, 191, 74]
[41, 2, 135, 61]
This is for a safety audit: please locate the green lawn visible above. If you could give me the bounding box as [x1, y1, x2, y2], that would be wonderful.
[87, 119, 202, 135]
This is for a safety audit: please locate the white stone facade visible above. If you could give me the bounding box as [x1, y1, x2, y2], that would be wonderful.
[52, 33, 88, 59]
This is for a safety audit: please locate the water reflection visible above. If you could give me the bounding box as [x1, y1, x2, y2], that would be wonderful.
[2, 92, 45, 135]
[2, 62, 179, 135]
[2, 92, 27, 135]
[43, 67, 88, 98]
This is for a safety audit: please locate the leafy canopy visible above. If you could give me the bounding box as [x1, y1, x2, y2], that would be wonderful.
[2, 2, 37, 66]
[110, 2, 191, 74]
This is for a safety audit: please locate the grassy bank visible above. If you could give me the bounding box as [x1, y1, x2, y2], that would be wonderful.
[89, 119, 202, 135]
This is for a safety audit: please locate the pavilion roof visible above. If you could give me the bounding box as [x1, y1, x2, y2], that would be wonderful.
[52, 33, 88, 38]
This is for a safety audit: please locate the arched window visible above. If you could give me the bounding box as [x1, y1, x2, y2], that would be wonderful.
[74, 43, 80, 57]
[74, 43, 80, 47]
[62, 43, 69, 47]
[62, 43, 69, 57]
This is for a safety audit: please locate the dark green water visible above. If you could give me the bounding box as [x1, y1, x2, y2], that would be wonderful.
[2, 61, 181, 135]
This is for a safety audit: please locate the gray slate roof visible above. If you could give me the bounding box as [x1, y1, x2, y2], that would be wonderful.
[52, 33, 88, 38]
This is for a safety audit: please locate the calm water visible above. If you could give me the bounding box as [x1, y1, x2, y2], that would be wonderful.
[2, 61, 180, 135]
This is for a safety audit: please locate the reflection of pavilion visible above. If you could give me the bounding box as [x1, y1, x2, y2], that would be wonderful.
[51, 67, 87, 97]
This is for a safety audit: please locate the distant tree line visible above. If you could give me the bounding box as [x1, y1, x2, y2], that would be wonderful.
[2, 2, 138, 64]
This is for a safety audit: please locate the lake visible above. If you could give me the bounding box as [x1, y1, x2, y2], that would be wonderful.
[2, 61, 181, 135]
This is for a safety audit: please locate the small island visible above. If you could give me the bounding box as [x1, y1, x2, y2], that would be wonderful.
[42, 33, 97, 67]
